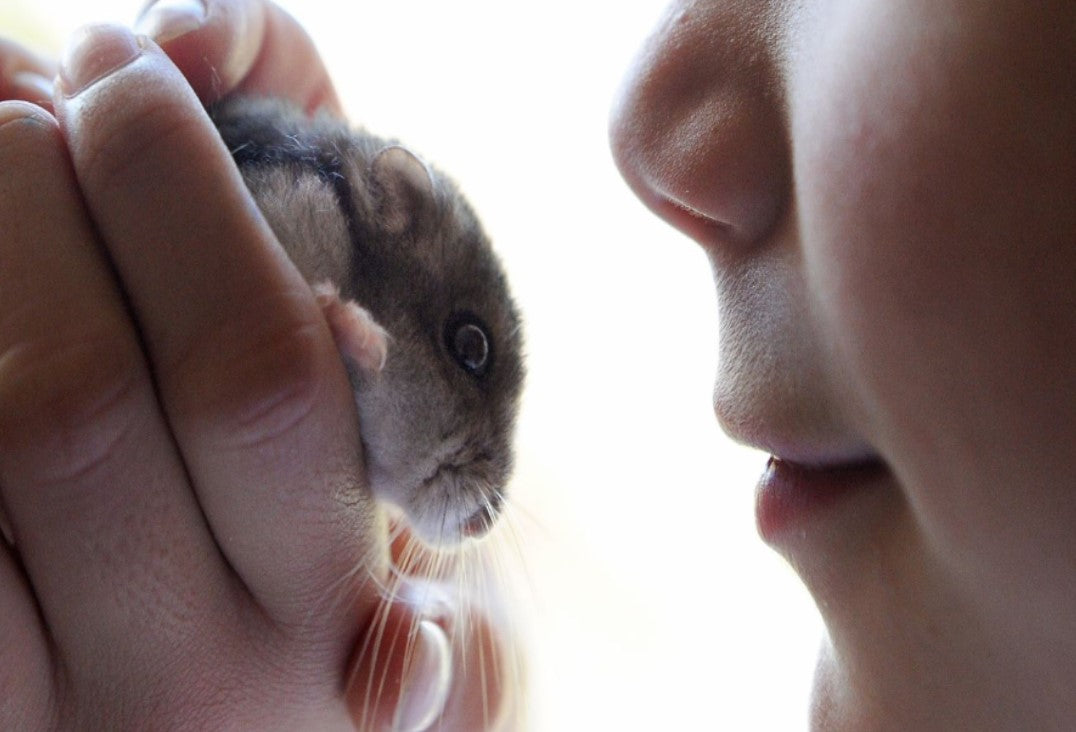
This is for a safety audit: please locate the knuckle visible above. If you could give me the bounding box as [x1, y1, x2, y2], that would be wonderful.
[169, 313, 333, 448]
[0, 328, 145, 486]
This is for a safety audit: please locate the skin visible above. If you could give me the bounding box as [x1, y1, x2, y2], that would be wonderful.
[0, 2, 511, 729]
[612, 0, 1076, 729]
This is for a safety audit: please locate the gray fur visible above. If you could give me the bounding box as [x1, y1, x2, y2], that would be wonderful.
[211, 97, 524, 546]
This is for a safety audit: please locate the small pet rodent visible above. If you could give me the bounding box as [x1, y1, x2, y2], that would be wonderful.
[211, 97, 524, 547]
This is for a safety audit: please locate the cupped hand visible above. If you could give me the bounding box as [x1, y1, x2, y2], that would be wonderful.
[0, 4, 516, 729]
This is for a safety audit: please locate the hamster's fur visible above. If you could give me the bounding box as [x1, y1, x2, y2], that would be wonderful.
[211, 97, 524, 546]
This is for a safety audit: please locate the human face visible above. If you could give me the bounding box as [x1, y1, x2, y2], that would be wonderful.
[611, 1, 1076, 728]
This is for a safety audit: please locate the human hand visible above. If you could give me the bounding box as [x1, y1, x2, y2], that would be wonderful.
[0, 6, 516, 729]
[132, 0, 343, 113]
[0, 36, 57, 109]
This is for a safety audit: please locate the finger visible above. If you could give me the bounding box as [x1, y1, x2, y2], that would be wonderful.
[0, 553, 52, 729]
[347, 599, 452, 732]
[0, 103, 230, 685]
[439, 607, 517, 731]
[0, 504, 51, 729]
[0, 38, 58, 109]
[347, 586, 517, 732]
[54, 25, 383, 635]
[134, 0, 342, 114]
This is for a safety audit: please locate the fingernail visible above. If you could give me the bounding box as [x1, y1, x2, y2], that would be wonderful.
[135, 0, 207, 44]
[395, 620, 452, 732]
[59, 25, 143, 98]
[0, 102, 50, 129]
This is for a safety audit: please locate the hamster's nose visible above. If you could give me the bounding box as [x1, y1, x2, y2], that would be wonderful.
[609, 2, 790, 250]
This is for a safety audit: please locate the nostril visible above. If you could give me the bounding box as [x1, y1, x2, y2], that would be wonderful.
[631, 193, 738, 254]
[666, 195, 736, 238]
[618, 100, 791, 248]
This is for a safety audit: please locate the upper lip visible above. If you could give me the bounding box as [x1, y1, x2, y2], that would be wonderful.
[717, 411, 880, 472]
[765, 439, 879, 471]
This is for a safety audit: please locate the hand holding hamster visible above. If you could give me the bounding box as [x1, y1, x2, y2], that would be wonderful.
[0, 11, 517, 731]
[212, 97, 525, 547]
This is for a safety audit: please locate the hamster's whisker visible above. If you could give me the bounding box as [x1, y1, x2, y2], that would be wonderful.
[394, 531, 422, 578]
[348, 591, 394, 731]
[493, 515, 531, 730]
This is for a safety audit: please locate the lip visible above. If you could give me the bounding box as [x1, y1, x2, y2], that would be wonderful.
[755, 456, 889, 544]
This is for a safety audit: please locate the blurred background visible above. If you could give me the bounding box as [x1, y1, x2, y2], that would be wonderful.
[3, 1, 822, 729]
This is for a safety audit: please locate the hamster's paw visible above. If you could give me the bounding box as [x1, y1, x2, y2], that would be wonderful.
[313, 281, 389, 373]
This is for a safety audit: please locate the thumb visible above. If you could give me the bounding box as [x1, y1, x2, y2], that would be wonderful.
[347, 596, 451, 732]
[346, 580, 516, 731]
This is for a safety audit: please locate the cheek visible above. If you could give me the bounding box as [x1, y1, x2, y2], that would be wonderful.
[790, 1, 1076, 571]
[792, 4, 973, 472]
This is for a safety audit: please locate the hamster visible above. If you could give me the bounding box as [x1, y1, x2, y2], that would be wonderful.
[210, 97, 524, 547]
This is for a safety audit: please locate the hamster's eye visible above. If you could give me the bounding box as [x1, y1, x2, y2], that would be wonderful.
[445, 314, 491, 377]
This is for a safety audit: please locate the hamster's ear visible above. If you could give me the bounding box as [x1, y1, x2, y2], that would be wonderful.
[371, 146, 435, 235]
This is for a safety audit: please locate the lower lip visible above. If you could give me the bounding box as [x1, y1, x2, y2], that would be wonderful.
[755, 457, 888, 543]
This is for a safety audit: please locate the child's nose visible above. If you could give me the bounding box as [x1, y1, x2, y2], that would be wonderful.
[609, 3, 790, 249]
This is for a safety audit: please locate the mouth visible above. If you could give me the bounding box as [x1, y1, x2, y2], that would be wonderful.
[755, 455, 890, 545]
[413, 454, 506, 543]
[461, 489, 504, 538]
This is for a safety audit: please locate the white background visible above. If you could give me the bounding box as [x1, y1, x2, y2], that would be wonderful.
[5, 2, 823, 729]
